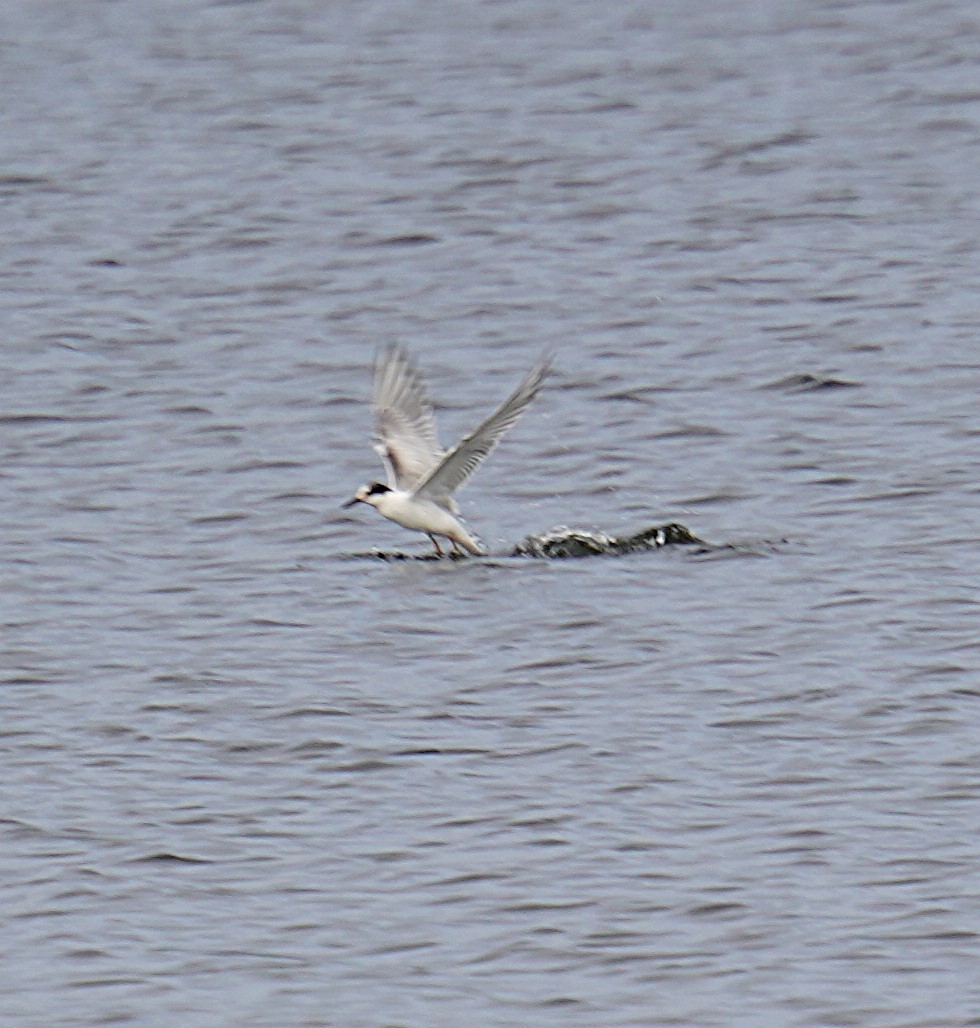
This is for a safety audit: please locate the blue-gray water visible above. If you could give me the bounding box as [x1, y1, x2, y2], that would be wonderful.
[3, 0, 980, 1024]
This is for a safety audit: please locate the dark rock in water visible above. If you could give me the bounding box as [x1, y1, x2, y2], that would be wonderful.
[510, 522, 706, 558]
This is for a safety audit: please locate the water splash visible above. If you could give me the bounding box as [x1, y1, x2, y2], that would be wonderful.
[510, 522, 706, 558]
[349, 522, 708, 561]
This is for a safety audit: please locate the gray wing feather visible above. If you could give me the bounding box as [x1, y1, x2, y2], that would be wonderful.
[413, 354, 550, 507]
[373, 345, 443, 490]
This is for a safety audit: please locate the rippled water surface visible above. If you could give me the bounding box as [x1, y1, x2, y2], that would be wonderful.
[3, 0, 980, 1024]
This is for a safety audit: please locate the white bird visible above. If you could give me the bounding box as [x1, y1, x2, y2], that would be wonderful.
[343, 346, 550, 556]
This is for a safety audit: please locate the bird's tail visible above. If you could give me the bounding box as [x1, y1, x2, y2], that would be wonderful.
[453, 524, 485, 556]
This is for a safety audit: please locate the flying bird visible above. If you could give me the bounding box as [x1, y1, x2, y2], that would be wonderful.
[343, 346, 550, 556]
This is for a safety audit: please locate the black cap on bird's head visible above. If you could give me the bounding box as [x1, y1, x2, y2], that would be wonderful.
[342, 482, 391, 508]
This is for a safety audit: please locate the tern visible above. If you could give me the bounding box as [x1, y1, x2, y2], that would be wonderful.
[343, 346, 550, 556]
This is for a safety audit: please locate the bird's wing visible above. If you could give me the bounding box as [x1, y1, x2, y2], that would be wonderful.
[412, 354, 550, 507]
[372, 345, 443, 490]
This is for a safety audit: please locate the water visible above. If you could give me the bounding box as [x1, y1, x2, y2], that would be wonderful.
[2, 0, 980, 1024]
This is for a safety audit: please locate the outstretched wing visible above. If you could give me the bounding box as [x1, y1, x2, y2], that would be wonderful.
[373, 345, 444, 490]
[413, 354, 550, 507]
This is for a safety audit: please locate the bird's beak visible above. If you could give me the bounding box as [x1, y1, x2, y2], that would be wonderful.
[341, 496, 360, 509]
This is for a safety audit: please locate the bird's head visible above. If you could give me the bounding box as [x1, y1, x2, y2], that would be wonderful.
[342, 482, 392, 509]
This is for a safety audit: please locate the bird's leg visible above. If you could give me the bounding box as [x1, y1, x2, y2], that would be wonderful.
[427, 534, 444, 557]
[451, 540, 464, 557]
